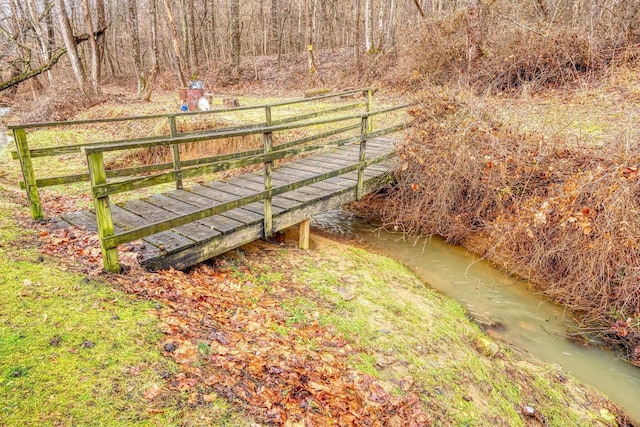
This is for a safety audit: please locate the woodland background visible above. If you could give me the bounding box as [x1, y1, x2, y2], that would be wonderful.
[3, 0, 640, 104]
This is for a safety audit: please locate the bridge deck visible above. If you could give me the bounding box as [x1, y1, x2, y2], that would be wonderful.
[61, 137, 396, 270]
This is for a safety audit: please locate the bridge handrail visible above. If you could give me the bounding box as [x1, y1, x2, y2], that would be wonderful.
[12, 88, 374, 219]
[7, 87, 370, 131]
[89, 103, 408, 272]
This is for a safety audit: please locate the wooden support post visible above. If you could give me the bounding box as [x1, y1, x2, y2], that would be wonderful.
[356, 115, 368, 201]
[263, 106, 273, 237]
[86, 151, 120, 273]
[14, 128, 44, 220]
[168, 115, 183, 189]
[299, 219, 310, 250]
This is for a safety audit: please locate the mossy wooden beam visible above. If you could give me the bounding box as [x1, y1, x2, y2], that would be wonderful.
[86, 151, 120, 273]
[357, 116, 368, 201]
[168, 116, 183, 190]
[271, 102, 365, 127]
[81, 105, 407, 156]
[100, 157, 387, 250]
[264, 106, 274, 237]
[6, 88, 372, 133]
[14, 128, 43, 220]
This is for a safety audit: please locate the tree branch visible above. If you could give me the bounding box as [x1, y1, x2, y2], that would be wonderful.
[0, 27, 106, 92]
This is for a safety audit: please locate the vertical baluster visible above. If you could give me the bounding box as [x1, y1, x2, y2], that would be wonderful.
[14, 127, 44, 220]
[169, 115, 183, 189]
[263, 106, 273, 237]
[356, 115, 368, 201]
[86, 150, 120, 273]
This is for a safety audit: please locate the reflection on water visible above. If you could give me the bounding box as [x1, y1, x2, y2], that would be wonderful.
[313, 209, 640, 424]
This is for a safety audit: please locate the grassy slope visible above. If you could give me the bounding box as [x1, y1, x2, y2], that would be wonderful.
[287, 237, 623, 426]
[0, 190, 245, 426]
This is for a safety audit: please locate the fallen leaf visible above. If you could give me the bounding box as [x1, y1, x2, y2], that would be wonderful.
[144, 383, 162, 400]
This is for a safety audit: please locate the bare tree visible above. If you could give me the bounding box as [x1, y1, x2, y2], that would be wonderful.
[127, 0, 145, 96]
[81, 0, 100, 92]
[365, 0, 373, 52]
[54, 0, 87, 89]
[230, 0, 241, 80]
[467, 0, 482, 74]
[144, 0, 161, 101]
[163, 0, 188, 87]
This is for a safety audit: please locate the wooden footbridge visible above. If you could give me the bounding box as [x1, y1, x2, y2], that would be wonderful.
[10, 89, 408, 272]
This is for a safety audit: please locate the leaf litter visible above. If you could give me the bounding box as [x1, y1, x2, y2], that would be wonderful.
[31, 201, 429, 425]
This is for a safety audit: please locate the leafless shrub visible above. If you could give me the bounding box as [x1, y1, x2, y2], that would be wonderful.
[382, 88, 640, 363]
[386, 0, 640, 93]
[15, 88, 106, 123]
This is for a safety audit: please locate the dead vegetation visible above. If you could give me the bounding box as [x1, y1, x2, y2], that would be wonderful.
[378, 88, 640, 364]
[385, 0, 640, 94]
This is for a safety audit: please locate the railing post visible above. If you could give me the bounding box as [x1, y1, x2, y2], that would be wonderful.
[263, 106, 273, 237]
[356, 115, 368, 201]
[86, 151, 120, 273]
[365, 88, 373, 132]
[168, 115, 183, 189]
[14, 128, 44, 220]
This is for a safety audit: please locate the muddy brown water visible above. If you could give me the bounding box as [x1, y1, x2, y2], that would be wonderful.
[0, 107, 10, 149]
[313, 209, 640, 424]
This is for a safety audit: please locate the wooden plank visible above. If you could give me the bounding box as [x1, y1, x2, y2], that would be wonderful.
[240, 172, 334, 198]
[220, 177, 318, 204]
[117, 200, 197, 254]
[268, 169, 347, 194]
[61, 211, 99, 232]
[102, 155, 383, 249]
[272, 168, 352, 192]
[141, 223, 264, 271]
[187, 183, 265, 224]
[163, 189, 247, 234]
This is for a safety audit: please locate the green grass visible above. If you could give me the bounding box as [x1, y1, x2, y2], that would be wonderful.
[292, 241, 619, 426]
[0, 192, 246, 426]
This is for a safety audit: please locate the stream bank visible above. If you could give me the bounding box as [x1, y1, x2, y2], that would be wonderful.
[313, 209, 640, 424]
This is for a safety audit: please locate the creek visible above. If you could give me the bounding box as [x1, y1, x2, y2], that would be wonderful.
[0, 107, 10, 149]
[313, 209, 640, 424]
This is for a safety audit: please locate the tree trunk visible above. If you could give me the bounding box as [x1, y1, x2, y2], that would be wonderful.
[270, 0, 279, 54]
[95, 0, 107, 87]
[144, 0, 161, 102]
[355, 0, 362, 69]
[187, 0, 198, 70]
[467, 0, 482, 74]
[364, 0, 373, 52]
[26, 0, 53, 86]
[127, 0, 145, 97]
[386, 0, 397, 48]
[230, 0, 241, 80]
[81, 0, 100, 93]
[163, 0, 188, 87]
[178, 0, 191, 73]
[54, 0, 87, 90]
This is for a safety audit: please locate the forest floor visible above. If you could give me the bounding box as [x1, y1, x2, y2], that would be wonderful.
[1, 79, 637, 425]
